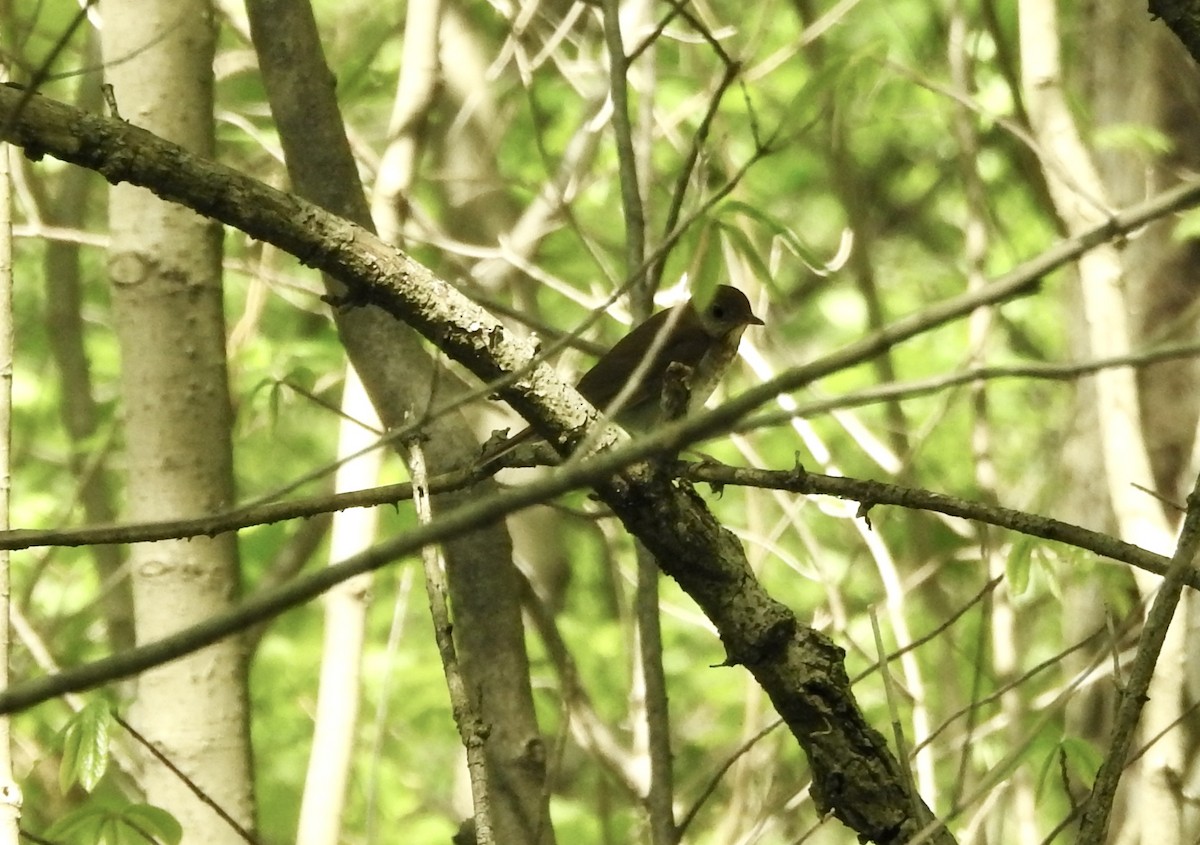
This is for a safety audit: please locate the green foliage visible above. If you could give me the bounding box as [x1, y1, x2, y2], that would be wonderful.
[1093, 122, 1174, 157]
[1172, 207, 1200, 243]
[1040, 735, 1103, 796]
[50, 706, 183, 844]
[46, 800, 182, 845]
[5, 0, 1188, 841]
[59, 701, 111, 794]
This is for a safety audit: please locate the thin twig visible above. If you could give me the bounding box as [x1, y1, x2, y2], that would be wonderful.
[676, 463, 1192, 589]
[1077, 471, 1200, 842]
[114, 714, 258, 845]
[600, 0, 646, 278]
[407, 440, 495, 845]
[870, 608, 927, 829]
[738, 340, 1200, 434]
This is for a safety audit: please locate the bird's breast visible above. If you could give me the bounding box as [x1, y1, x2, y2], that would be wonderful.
[686, 326, 748, 412]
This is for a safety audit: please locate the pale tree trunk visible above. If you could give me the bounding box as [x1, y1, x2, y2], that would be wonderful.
[1019, 4, 1185, 845]
[296, 369, 379, 845]
[1084, 8, 1200, 844]
[100, 0, 256, 840]
[0, 94, 21, 845]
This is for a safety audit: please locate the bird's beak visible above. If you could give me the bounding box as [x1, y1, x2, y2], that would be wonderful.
[746, 313, 765, 326]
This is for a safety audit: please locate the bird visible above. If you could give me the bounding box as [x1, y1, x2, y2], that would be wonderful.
[481, 285, 763, 466]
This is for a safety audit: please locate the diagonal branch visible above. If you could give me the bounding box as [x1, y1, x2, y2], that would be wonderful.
[5, 84, 1199, 844]
[0, 86, 937, 843]
[1077, 469, 1200, 842]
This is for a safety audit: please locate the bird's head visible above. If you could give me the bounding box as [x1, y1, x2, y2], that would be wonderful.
[694, 285, 765, 338]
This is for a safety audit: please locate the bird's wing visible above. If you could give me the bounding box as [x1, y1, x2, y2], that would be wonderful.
[575, 305, 709, 412]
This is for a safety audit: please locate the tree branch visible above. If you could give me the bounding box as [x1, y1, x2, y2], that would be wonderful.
[5, 85, 1197, 844]
[1149, 0, 1200, 64]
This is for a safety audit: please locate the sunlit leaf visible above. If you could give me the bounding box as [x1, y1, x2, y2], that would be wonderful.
[59, 700, 112, 794]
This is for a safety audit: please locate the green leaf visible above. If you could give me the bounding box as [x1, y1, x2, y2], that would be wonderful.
[119, 803, 184, 845]
[60, 700, 112, 793]
[46, 801, 182, 845]
[715, 220, 774, 283]
[46, 805, 106, 843]
[1172, 208, 1200, 243]
[1093, 122, 1173, 156]
[716, 200, 828, 272]
[1059, 737, 1103, 789]
[688, 227, 725, 308]
[1005, 536, 1032, 597]
[1037, 736, 1102, 797]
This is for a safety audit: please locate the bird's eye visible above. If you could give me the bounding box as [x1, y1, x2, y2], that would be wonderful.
[711, 305, 726, 319]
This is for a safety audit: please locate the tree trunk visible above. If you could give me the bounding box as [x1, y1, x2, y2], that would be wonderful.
[101, 0, 256, 839]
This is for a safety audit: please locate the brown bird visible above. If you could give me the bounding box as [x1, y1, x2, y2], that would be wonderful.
[482, 285, 763, 465]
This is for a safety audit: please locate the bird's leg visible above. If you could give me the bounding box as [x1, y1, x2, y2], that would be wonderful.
[660, 361, 694, 424]
[654, 361, 695, 484]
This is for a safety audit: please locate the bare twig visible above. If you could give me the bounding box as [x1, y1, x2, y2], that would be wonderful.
[600, 0, 646, 278]
[1077, 472, 1200, 841]
[407, 441, 495, 845]
[676, 462, 1191, 589]
[115, 714, 258, 845]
